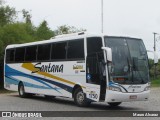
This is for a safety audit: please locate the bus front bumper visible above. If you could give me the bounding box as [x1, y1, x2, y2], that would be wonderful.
[105, 90, 150, 102]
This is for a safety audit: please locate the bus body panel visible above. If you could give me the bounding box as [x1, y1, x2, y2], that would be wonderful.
[85, 84, 100, 102]
[4, 61, 86, 98]
[4, 33, 150, 105]
[105, 90, 150, 102]
[105, 83, 150, 102]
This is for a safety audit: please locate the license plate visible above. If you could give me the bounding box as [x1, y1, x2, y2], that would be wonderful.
[130, 95, 137, 99]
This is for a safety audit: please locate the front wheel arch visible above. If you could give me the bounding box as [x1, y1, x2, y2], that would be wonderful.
[74, 87, 91, 107]
[72, 84, 82, 98]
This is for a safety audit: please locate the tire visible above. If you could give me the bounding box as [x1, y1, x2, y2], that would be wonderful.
[108, 102, 121, 107]
[74, 88, 90, 107]
[18, 82, 27, 98]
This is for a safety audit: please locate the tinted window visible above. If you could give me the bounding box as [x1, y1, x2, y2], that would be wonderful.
[87, 37, 103, 55]
[86, 37, 103, 85]
[25, 46, 37, 61]
[67, 39, 84, 59]
[51, 42, 67, 60]
[37, 44, 51, 61]
[6, 49, 15, 63]
[15, 47, 25, 62]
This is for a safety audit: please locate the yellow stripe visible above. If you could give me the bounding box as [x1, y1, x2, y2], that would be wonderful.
[21, 63, 86, 88]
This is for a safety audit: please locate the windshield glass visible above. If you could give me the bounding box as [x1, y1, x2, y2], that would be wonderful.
[105, 37, 149, 84]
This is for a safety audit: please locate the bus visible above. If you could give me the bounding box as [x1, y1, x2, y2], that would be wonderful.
[4, 32, 150, 107]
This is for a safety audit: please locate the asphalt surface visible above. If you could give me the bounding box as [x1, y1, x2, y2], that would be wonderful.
[0, 87, 160, 120]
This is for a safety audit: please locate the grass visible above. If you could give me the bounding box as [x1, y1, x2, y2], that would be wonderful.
[151, 78, 160, 87]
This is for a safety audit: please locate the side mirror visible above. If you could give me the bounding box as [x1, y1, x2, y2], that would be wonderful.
[154, 51, 158, 64]
[101, 47, 112, 62]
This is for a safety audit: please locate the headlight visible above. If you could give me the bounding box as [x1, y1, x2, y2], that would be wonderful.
[109, 86, 121, 92]
[144, 86, 150, 91]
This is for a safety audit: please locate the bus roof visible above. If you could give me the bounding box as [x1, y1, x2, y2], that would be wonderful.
[5, 32, 141, 49]
[5, 32, 101, 49]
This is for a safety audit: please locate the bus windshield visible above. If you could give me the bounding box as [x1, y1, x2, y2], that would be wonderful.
[105, 37, 149, 84]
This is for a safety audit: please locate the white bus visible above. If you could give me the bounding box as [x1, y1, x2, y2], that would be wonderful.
[4, 32, 150, 107]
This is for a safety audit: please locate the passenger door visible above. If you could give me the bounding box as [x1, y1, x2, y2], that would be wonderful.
[86, 37, 106, 102]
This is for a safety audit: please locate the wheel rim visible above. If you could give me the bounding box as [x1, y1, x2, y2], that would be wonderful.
[77, 91, 85, 104]
[19, 85, 24, 96]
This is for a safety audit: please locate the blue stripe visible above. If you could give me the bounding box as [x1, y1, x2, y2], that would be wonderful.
[109, 81, 128, 92]
[5, 65, 54, 89]
[5, 76, 52, 90]
[5, 65, 73, 93]
[5, 76, 19, 85]
[34, 75, 73, 93]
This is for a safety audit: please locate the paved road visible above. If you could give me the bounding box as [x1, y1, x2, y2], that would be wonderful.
[0, 87, 160, 120]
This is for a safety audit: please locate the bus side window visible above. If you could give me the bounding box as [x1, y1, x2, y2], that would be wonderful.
[25, 46, 37, 62]
[6, 49, 15, 63]
[37, 44, 51, 61]
[15, 47, 25, 62]
[51, 42, 67, 60]
[67, 39, 84, 60]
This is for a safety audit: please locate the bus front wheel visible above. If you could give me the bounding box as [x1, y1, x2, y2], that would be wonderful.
[74, 88, 90, 107]
[108, 102, 121, 107]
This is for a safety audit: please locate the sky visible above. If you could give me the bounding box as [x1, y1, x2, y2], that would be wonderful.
[5, 0, 160, 59]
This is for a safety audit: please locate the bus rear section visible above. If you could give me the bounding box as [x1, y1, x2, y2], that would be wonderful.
[4, 38, 87, 101]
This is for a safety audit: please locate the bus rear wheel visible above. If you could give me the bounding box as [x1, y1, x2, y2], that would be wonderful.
[18, 82, 27, 98]
[108, 102, 121, 107]
[74, 88, 90, 107]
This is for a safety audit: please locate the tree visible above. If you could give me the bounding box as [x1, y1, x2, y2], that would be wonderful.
[0, 5, 16, 26]
[54, 25, 86, 35]
[36, 20, 54, 40]
[0, 23, 36, 50]
[149, 59, 160, 78]
[22, 9, 32, 24]
[0, 0, 4, 5]
[0, 0, 86, 89]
